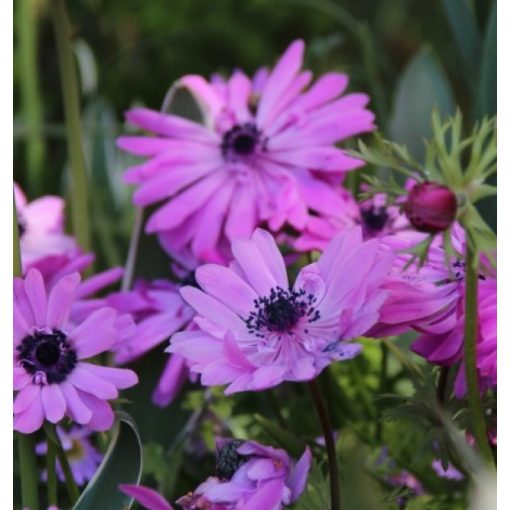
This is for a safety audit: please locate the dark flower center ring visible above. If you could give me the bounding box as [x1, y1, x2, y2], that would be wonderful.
[221, 122, 260, 161]
[361, 205, 389, 232]
[17, 329, 77, 384]
[216, 440, 248, 480]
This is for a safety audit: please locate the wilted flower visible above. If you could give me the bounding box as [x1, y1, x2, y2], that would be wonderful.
[169, 227, 393, 393]
[118, 39, 375, 263]
[14, 269, 138, 433]
[404, 181, 457, 233]
[14, 182, 79, 277]
[36, 426, 103, 485]
[107, 279, 195, 406]
[121, 438, 311, 509]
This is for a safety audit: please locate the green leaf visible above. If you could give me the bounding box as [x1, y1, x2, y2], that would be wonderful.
[389, 47, 455, 162]
[440, 0, 482, 86]
[477, 3, 496, 118]
[72, 412, 143, 510]
[254, 413, 307, 458]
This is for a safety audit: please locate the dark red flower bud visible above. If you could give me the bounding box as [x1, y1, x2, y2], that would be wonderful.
[404, 182, 457, 233]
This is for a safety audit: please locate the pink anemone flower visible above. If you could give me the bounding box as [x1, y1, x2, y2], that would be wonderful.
[168, 227, 393, 393]
[117, 39, 375, 263]
[14, 269, 138, 433]
[14, 182, 79, 277]
[120, 438, 312, 510]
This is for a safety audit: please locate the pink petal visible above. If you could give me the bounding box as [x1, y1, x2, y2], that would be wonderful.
[77, 391, 115, 431]
[23, 269, 47, 326]
[243, 479, 285, 510]
[119, 484, 174, 510]
[41, 384, 67, 423]
[69, 365, 119, 399]
[152, 355, 188, 407]
[60, 381, 93, 425]
[78, 363, 138, 390]
[13, 384, 40, 413]
[70, 307, 117, 358]
[251, 229, 288, 288]
[14, 367, 31, 390]
[14, 395, 45, 433]
[288, 447, 312, 502]
[46, 272, 81, 328]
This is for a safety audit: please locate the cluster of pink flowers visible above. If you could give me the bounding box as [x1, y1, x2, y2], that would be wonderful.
[14, 38, 496, 510]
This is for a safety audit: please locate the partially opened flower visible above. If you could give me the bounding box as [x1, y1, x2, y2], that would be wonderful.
[169, 227, 393, 393]
[120, 438, 311, 510]
[370, 225, 497, 397]
[14, 182, 79, 277]
[107, 279, 195, 406]
[14, 268, 138, 433]
[118, 39, 375, 263]
[36, 426, 103, 485]
[293, 189, 408, 252]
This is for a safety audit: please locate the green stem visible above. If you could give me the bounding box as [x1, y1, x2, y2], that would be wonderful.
[436, 366, 450, 406]
[463, 244, 493, 466]
[15, 198, 40, 510]
[16, 0, 45, 194]
[308, 380, 341, 510]
[121, 208, 144, 291]
[50, 0, 91, 252]
[376, 343, 388, 440]
[46, 428, 58, 507]
[56, 440, 80, 503]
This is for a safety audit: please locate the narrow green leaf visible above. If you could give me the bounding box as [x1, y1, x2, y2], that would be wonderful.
[72, 412, 143, 510]
[389, 47, 455, 162]
[254, 414, 307, 458]
[477, 3, 496, 118]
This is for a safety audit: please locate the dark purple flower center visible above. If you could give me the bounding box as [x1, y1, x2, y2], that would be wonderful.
[245, 286, 320, 337]
[221, 123, 260, 161]
[216, 439, 247, 480]
[17, 214, 27, 237]
[361, 205, 388, 232]
[17, 329, 77, 384]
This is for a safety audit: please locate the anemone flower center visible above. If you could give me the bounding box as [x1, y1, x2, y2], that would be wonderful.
[361, 206, 389, 232]
[216, 440, 247, 480]
[221, 123, 260, 161]
[17, 329, 77, 384]
[245, 286, 320, 337]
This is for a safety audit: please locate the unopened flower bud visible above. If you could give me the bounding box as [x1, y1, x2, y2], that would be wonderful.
[404, 182, 457, 233]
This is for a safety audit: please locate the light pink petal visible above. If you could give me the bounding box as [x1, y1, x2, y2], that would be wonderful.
[60, 381, 93, 424]
[251, 229, 288, 288]
[14, 367, 31, 390]
[70, 307, 117, 358]
[152, 354, 188, 407]
[257, 40, 305, 128]
[14, 395, 45, 433]
[78, 363, 138, 390]
[119, 484, 174, 510]
[179, 74, 224, 120]
[69, 365, 119, 399]
[243, 479, 286, 510]
[23, 269, 47, 326]
[195, 264, 257, 315]
[227, 71, 252, 122]
[14, 302, 30, 345]
[225, 183, 258, 241]
[75, 267, 123, 299]
[288, 447, 312, 502]
[41, 384, 67, 423]
[231, 238, 279, 296]
[77, 391, 115, 431]
[13, 384, 40, 413]
[46, 272, 81, 328]
[180, 287, 246, 332]
[292, 72, 348, 111]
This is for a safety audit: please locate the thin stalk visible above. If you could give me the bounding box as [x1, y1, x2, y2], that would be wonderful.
[16, 0, 45, 194]
[376, 343, 389, 440]
[56, 441, 80, 503]
[463, 244, 493, 466]
[46, 429, 58, 507]
[50, 0, 91, 252]
[121, 208, 144, 291]
[14, 200, 40, 510]
[308, 379, 340, 510]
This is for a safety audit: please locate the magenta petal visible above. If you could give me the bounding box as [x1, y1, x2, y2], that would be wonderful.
[77, 391, 115, 431]
[60, 381, 93, 425]
[119, 484, 174, 510]
[243, 479, 286, 510]
[69, 365, 119, 399]
[41, 384, 67, 423]
[71, 307, 117, 358]
[288, 447, 312, 502]
[23, 268, 48, 326]
[13, 384, 40, 414]
[14, 395, 45, 433]
[46, 272, 81, 328]
[13, 367, 31, 391]
[79, 363, 138, 390]
[152, 355, 188, 408]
